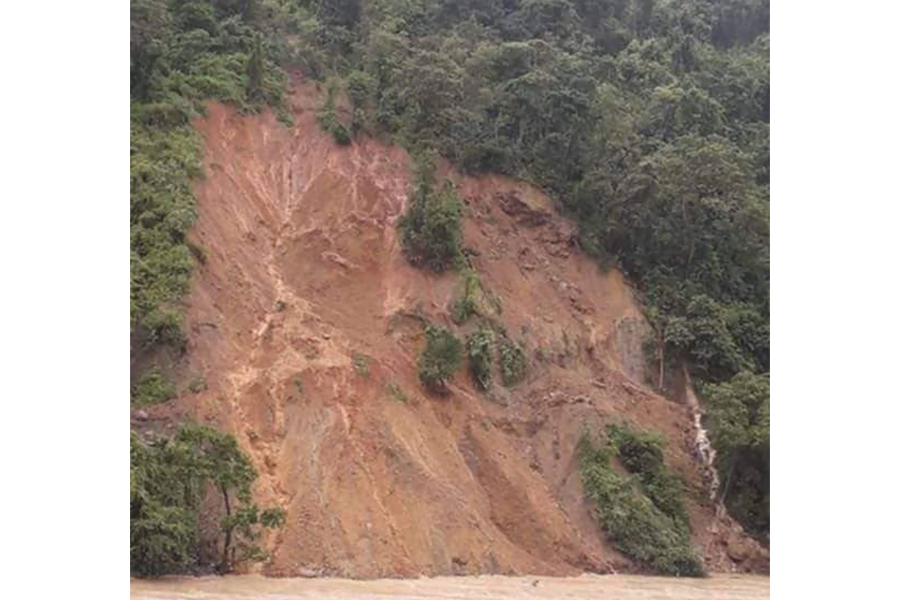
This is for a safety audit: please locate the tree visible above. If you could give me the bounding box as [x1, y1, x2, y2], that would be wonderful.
[246, 34, 265, 102]
[172, 425, 285, 573]
[418, 326, 463, 391]
[130, 426, 286, 577]
[398, 153, 463, 272]
[702, 372, 769, 540]
[131, 0, 173, 98]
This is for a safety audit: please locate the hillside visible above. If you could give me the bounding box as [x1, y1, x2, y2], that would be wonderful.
[132, 79, 767, 578]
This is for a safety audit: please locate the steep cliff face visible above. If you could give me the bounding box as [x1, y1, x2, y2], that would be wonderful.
[138, 80, 767, 578]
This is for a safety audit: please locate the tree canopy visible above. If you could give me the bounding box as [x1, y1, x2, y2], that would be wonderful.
[130, 425, 285, 577]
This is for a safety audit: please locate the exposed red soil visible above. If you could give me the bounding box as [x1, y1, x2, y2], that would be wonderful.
[136, 78, 768, 578]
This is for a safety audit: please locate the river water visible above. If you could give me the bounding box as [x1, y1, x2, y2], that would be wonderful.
[131, 574, 769, 600]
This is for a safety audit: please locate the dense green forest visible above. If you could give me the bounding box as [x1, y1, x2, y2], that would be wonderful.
[131, 0, 770, 568]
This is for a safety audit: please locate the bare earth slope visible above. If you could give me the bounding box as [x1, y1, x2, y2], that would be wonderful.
[139, 80, 767, 578]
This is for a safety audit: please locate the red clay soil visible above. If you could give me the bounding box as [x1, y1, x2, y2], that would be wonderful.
[136, 78, 768, 578]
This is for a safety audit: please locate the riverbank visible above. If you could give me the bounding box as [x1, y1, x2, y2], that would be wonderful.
[131, 573, 769, 599]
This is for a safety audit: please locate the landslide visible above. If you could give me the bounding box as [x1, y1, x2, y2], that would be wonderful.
[137, 79, 767, 578]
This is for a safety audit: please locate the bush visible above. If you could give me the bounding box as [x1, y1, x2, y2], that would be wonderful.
[451, 268, 481, 324]
[607, 423, 691, 531]
[132, 368, 176, 406]
[498, 337, 527, 386]
[466, 327, 494, 390]
[352, 352, 370, 377]
[702, 371, 770, 541]
[579, 433, 705, 577]
[131, 426, 285, 577]
[318, 77, 352, 144]
[398, 153, 463, 273]
[318, 104, 351, 145]
[418, 325, 463, 391]
[385, 382, 408, 403]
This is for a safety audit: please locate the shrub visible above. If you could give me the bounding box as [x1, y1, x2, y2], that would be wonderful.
[418, 325, 463, 391]
[352, 352, 370, 377]
[398, 153, 463, 273]
[318, 105, 351, 145]
[131, 426, 286, 577]
[702, 371, 770, 541]
[498, 337, 527, 386]
[607, 423, 691, 531]
[132, 368, 176, 406]
[451, 268, 481, 324]
[385, 382, 408, 403]
[466, 327, 494, 390]
[187, 377, 207, 394]
[579, 433, 705, 577]
[318, 78, 352, 144]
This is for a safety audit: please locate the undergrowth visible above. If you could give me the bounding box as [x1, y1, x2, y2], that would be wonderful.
[466, 327, 494, 390]
[607, 423, 692, 532]
[418, 325, 463, 391]
[578, 430, 705, 577]
[498, 336, 527, 386]
[398, 152, 462, 273]
[132, 368, 176, 406]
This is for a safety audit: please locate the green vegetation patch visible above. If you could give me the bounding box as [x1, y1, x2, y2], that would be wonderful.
[701, 371, 770, 542]
[579, 432, 705, 577]
[131, 0, 290, 361]
[385, 381, 409, 403]
[466, 327, 495, 390]
[498, 336, 527, 386]
[131, 425, 285, 577]
[607, 422, 691, 532]
[398, 152, 463, 273]
[352, 352, 371, 377]
[418, 325, 463, 391]
[318, 78, 352, 144]
[132, 368, 176, 406]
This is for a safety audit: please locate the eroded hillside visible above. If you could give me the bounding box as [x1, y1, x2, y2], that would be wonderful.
[135, 80, 767, 578]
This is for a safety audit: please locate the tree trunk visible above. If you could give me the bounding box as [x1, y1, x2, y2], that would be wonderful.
[219, 484, 233, 574]
[658, 336, 665, 391]
[720, 459, 736, 506]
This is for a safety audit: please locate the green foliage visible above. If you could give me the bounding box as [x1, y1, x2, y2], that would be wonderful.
[418, 325, 463, 391]
[702, 371, 770, 541]
[498, 336, 527, 386]
[385, 381, 409, 403]
[246, 34, 265, 102]
[318, 79, 352, 144]
[187, 377, 207, 394]
[131, 0, 290, 357]
[606, 422, 691, 531]
[398, 152, 463, 272]
[451, 268, 481, 324]
[132, 368, 176, 406]
[130, 425, 286, 577]
[579, 432, 705, 577]
[352, 352, 371, 377]
[130, 120, 200, 351]
[466, 327, 494, 390]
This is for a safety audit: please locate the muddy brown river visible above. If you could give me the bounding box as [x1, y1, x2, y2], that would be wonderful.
[131, 574, 769, 599]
